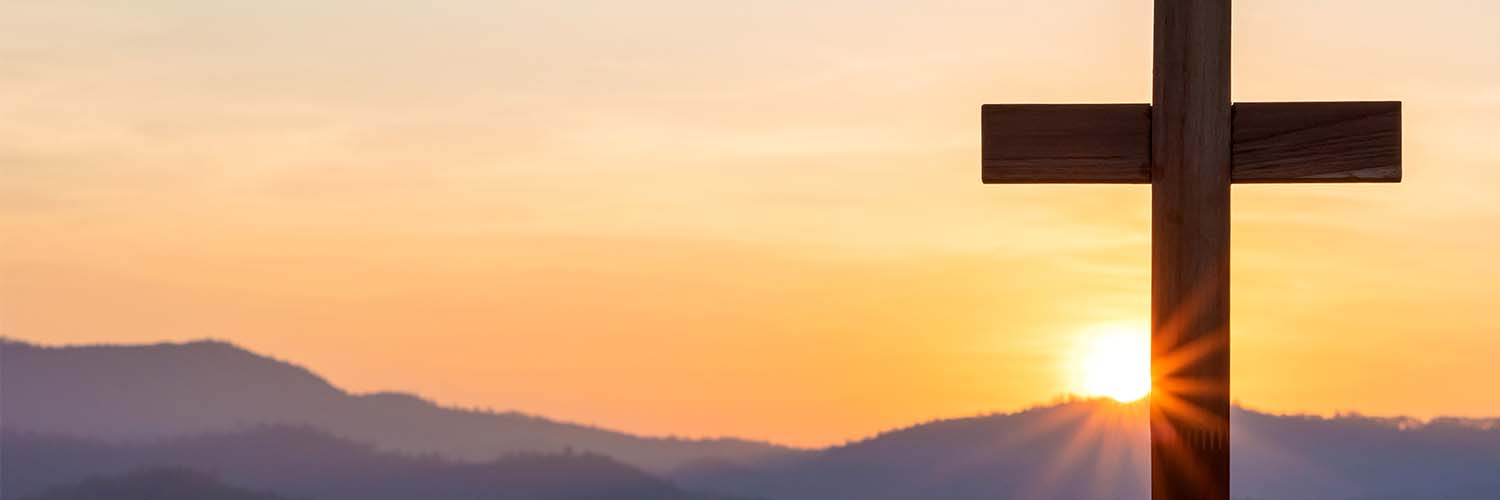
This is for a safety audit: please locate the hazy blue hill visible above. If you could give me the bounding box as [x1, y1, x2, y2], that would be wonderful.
[0, 338, 798, 473]
[24, 468, 295, 500]
[676, 399, 1150, 500]
[1, 426, 741, 500]
[1231, 407, 1500, 500]
[675, 400, 1500, 500]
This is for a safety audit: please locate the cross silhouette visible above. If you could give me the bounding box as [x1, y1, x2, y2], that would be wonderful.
[979, 2, 1401, 499]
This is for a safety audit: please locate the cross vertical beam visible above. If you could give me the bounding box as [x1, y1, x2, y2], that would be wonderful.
[1151, 1, 1231, 499]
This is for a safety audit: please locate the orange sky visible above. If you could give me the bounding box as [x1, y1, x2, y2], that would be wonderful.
[4, 0, 1499, 447]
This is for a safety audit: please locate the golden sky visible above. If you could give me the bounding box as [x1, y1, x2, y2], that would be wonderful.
[4, 0, 1499, 447]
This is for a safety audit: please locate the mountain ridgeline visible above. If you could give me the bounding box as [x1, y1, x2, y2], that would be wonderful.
[674, 401, 1500, 500]
[4, 338, 1499, 500]
[0, 338, 797, 474]
[2, 427, 734, 500]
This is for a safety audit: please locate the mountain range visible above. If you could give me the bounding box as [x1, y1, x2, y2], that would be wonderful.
[676, 400, 1500, 500]
[0, 338, 797, 474]
[2, 426, 736, 500]
[4, 338, 1499, 500]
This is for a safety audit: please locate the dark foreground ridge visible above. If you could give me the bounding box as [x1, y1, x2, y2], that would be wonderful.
[24, 468, 294, 500]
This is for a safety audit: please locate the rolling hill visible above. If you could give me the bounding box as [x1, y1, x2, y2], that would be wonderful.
[673, 400, 1500, 500]
[1, 426, 740, 500]
[0, 338, 798, 474]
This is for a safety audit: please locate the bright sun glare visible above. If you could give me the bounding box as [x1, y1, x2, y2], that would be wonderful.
[1075, 323, 1151, 402]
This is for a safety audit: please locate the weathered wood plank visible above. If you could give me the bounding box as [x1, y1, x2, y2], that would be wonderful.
[981, 104, 1151, 183]
[1231, 101, 1401, 183]
[1151, 0, 1232, 499]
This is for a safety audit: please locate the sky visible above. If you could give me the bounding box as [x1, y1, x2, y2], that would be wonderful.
[3, 0, 1499, 447]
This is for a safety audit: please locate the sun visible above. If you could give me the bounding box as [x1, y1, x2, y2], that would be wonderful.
[1073, 323, 1151, 402]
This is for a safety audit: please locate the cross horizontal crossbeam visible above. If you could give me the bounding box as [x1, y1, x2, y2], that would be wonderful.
[982, 101, 1401, 184]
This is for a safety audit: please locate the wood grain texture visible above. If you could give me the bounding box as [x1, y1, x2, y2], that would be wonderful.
[1150, 1, 1232, 500]
[981, 104, 1150, 183]
[1231, 101, 1401, 183]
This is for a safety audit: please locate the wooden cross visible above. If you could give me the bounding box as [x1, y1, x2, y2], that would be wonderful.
[979, 1, 1400, 499]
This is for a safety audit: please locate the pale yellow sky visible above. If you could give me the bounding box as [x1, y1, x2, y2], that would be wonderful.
[3, 0, 1499, 446]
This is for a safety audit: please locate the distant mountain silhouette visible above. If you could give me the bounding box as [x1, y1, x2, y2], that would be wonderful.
[1231, 408, 1500, 500]
[7, 338, 1500, 500]
[2, 426, 741, 500]
[674, 399, 1500, 500]
[23, 468, 295, 500]
[676, 399, 1149, 500]
[0, 338, 798, 473]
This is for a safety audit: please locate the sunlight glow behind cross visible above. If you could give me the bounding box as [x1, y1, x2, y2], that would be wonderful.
[1075, 323, 1152, 402]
